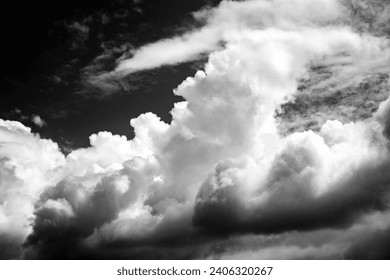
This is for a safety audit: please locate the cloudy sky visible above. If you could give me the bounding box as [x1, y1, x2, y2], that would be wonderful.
[1, 0, 390, 260]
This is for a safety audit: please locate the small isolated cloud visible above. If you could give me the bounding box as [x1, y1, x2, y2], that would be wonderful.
[32, 115, 46, 128]
[1, 110, 48, 130]
[1, 0, 390, 259]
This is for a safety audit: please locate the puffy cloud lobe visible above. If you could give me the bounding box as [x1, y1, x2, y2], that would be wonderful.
[23, 130, 163, 258]
[0, 120, 64, 259]
[2, 0, 390, 259]
[193, 118, 390, 234]
[24, 173, 137, 259]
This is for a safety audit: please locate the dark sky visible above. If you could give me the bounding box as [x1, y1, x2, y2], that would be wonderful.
[0, 0, 220, 151]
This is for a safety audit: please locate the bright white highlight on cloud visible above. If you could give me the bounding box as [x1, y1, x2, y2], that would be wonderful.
[116, 0, 347, 73]
[1, 0, 390, 259]
[116, 28, 222, 72]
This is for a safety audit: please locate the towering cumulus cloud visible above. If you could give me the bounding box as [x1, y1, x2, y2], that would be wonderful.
[1, 0, 390, 259]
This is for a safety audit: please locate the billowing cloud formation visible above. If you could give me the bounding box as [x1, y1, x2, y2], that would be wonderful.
[1, 0, 390, 259]
[0, 120, 64, 258]
[194, 118, 390, 233]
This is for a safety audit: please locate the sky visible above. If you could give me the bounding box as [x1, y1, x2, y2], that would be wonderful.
[1, 0, 390, 259]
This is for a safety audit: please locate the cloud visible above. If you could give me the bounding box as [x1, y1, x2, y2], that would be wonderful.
[207, 210, 390, 259]
[1, 0, 390, 259]
[114, 0, 345, 74]
[276, 72, 390, 135]
[65, 21, 90, 51]
[32, 115, 46, 128]
[2, 110, 49, 129]
[193, 118, 390, 234]
[344, 0, 390, 36]
[0, 120, 64, 259]
[116, 28, 222, 73]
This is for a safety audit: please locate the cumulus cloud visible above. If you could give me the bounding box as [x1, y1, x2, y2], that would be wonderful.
[0, 120, 64, 259]
[1, 0, 390, 259]
[193, 118, 390, 234]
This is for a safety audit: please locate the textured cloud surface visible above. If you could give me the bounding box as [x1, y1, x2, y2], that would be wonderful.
[1, 0, 390, 259]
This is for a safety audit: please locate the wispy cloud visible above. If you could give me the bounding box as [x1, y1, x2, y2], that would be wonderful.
[114, 0, 345, 74]
[115, 27, 223, 73]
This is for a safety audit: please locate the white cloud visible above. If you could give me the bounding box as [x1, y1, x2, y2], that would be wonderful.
[115, 0, 346, 74]
[116, 27, 222, 73]
[0, 120, 64, 258]
[2, 0, 390, 259]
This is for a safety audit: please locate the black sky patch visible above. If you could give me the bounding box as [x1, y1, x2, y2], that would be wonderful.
[0, 0, 220, 150]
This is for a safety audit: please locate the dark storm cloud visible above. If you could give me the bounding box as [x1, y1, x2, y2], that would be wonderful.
[345, 227, 390, 259]
[205, 210, 390, 259]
